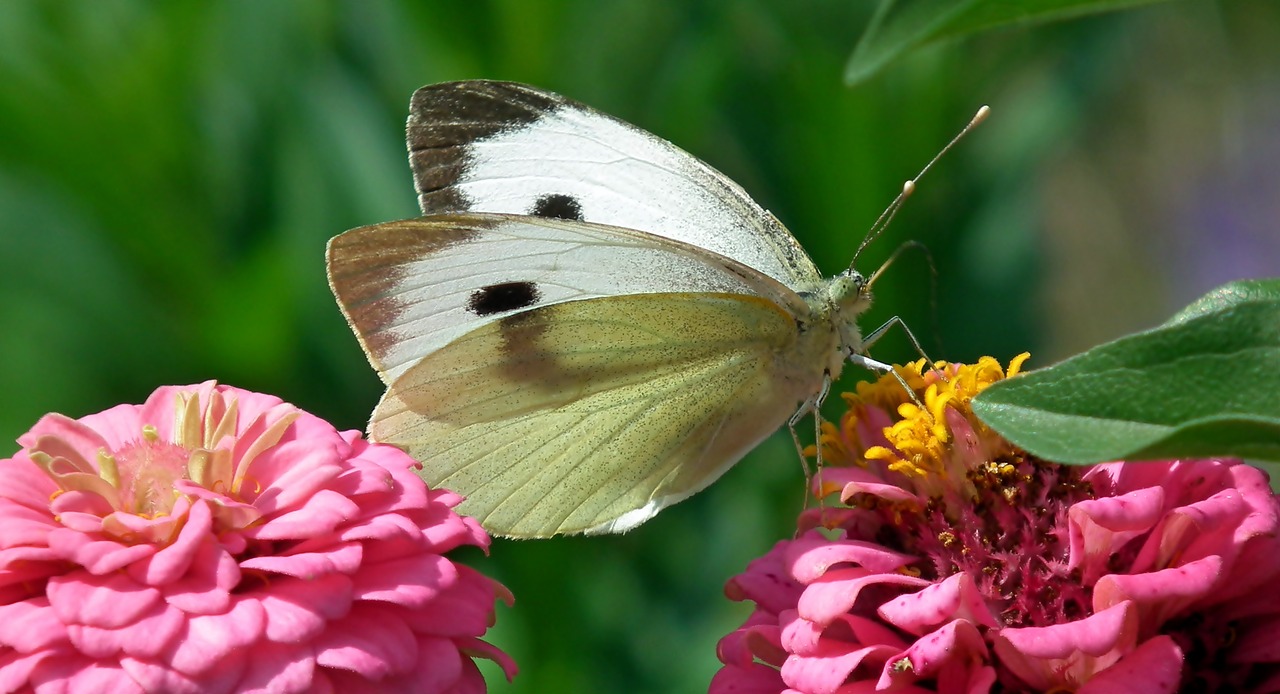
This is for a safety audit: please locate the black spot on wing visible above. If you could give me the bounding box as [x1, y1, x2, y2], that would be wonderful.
[467, 281, 542, 316]
[530, 194, 584, 221]
[408, 81, 563, 215]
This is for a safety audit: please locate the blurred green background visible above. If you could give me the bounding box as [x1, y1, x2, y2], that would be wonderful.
[0, 1, 1276, 691]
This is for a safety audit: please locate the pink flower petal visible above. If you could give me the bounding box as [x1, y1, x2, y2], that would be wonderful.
[710, 661, 786, 694]
[0, 598, 68, 652]
[314, 605, 417, 678]
[1068, 487, 1165, 583]
[876, 619, 987, 689]
[797, 567, 929, 626]
[125, 498, 216, 585]
[165, 599, 265, 675]
[0, 650, 55, 692]
[1093, 555, 1223, 633]
[45, 529, 156, 574]
[993, 601, 1137, 691]
[257, 573, 353, 643]
[120, 653, 240, 694]
[0, 457, 59, 509]
[231, 640, 317, 694]
[788, 536, 917, 581]
[2, 383, 510, 691]
[1077, 635, 1183, 694]
[250, 490, 361, 540]
[150, 542, 240, 615]
[781, 638, 897, 694]
[878, 573, 999, 635]
[718, 614, 785, 668]
[404, 565, 503, 638]
[67, 602, 185, 659]
[351, 553, 456, 607]
[726, 541, 804, 615]
[1128, 489, 1249, 575]
[47, 571, 161, 628]
[18, 413, 111, 468]
[30, 657, 147, 694]
[239, 541, 364, 578]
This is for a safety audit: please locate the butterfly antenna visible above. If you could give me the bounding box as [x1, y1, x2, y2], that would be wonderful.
[850, 105, 990, 268]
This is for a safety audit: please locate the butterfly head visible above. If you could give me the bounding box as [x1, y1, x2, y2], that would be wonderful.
[821, 270, 874, 354]
[828, 270, 872, 314]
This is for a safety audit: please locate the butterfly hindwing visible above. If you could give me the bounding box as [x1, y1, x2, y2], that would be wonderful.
[326, 213, 804, 385]
[371, 292, 828, 538]
[406, 80, 823, 289]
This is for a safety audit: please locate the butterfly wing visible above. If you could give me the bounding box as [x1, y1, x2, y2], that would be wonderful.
[326, 213, 804, 385]
[406, 80, 823, 289]
[372, 291, 832, 538]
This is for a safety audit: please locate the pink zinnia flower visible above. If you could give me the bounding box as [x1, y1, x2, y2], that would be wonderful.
[713, 355, 1280, 693]
[0, 382, 516, 693]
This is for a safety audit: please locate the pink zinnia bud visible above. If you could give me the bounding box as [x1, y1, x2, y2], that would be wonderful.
[0, 381, 516, 693]
[712, 355, 1280, 693]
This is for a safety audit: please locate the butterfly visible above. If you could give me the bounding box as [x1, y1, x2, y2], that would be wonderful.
[327, 80, 934, 538]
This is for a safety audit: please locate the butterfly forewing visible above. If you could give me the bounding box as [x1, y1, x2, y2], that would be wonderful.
[326, 213, 803, 385]
[407, 80, 823, 289]
[371, 292, 832, 537]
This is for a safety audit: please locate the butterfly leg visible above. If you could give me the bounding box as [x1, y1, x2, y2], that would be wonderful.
[861, 315, 934, 366]
[787, 371, 833, 529]
[847, 317, 934, 410]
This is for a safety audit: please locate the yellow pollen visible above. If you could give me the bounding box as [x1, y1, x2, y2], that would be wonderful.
[816, 354, 1032, 497]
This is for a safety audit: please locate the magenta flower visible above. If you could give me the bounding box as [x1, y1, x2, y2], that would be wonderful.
[713, 356, 1280, 693]
[0, 382, 515, 693]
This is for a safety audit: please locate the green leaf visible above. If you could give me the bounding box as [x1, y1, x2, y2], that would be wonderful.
[847, 0, 1172, 85]
[971, 280, 1280, 464]
[1164, 278, 1280, 325]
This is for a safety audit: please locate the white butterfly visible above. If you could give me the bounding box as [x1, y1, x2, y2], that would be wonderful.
[327, 80, 922, 538]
